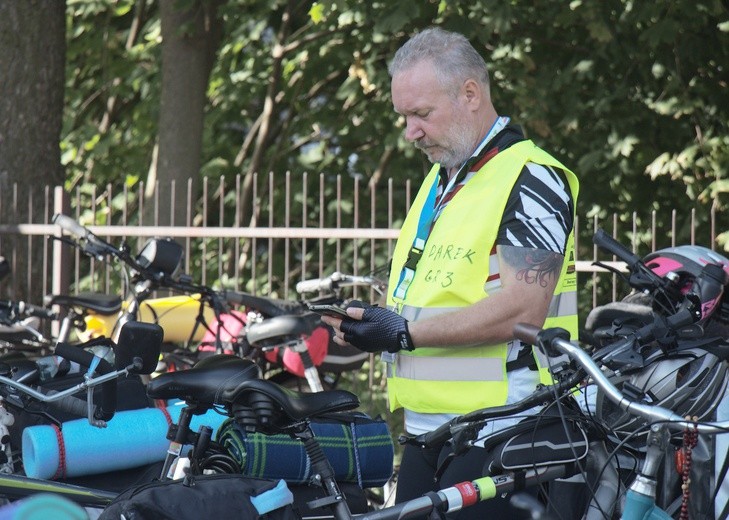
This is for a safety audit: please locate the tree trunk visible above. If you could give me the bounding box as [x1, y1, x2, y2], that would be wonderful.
[0, 0, 66, 300]
[148, 0, 223, 226]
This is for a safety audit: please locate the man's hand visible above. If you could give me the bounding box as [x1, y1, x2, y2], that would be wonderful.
[321, 301, 415, 353]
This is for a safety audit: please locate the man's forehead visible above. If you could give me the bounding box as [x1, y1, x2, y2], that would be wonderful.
[391, 63, 442, 111]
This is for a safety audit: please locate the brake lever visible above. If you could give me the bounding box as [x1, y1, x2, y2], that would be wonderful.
[449, 421, 481, 456]
[592, 260, 630, 283]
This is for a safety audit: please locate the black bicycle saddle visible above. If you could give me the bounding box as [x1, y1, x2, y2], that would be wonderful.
[147, 354, 260, 406]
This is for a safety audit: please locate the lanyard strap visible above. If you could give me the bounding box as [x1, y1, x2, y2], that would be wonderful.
[393, 116, 510, 303]
[393, 177, 438, 301]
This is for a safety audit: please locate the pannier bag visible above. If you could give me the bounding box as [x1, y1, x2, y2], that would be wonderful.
[217, 411, 394, 488]
[99, 474, 298, 520]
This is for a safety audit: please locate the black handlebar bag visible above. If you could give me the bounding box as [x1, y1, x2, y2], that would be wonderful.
[479, 407, 590, 519]
[483, 412, 589, 474]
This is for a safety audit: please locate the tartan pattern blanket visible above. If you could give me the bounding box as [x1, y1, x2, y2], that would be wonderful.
[216, 412, 394, 488]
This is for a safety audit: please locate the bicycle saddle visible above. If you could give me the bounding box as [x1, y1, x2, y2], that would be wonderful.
[146, 354, 260, 407]
[246, 313, 319, 347]
[221, 378, 359, 433]
[46, 292, 122, 315]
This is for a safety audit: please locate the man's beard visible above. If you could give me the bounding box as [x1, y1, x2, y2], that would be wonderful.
[415, 120, 476, 170]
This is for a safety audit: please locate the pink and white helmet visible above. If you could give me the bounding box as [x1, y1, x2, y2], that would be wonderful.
[643, 245, 729, 283]
[642, 245, 729, 322]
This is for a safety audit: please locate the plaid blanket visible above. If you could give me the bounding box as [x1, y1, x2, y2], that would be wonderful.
[217, 412, 394, 488]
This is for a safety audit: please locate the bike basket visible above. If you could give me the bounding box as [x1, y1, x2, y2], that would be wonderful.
[99, 474, 297, 520]
[217, 411, 394, 488]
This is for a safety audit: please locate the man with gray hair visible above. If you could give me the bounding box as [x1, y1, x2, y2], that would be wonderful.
[324, 27, 579, 518]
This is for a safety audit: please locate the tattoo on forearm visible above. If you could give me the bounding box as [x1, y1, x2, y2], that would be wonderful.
[501, 246, 564, 287]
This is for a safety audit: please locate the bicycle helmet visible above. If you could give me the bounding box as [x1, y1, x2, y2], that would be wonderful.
[643, 245, 729, 283]
[596, 347, 729, 445]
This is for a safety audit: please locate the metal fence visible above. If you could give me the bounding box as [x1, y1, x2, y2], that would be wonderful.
[0, 176, 726, 319]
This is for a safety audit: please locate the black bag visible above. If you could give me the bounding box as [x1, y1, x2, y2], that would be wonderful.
[99, 474, 299, 520]
[482, 409, 589, 473]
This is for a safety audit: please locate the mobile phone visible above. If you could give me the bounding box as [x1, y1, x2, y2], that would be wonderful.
[307, 303, 350, 319]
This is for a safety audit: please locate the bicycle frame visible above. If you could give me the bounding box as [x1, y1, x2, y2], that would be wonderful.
[0, 473, 115, 507]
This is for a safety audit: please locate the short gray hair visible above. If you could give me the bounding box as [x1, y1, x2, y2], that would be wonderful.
[388, 27, 490, 92]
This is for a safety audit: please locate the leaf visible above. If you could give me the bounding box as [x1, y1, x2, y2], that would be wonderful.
[309, 3, 325, 24]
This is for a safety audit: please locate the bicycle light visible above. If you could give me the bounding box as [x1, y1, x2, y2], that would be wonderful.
[136, 237, 184, 281]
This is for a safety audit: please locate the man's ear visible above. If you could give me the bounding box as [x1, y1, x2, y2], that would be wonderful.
[462, 78, 482, 110]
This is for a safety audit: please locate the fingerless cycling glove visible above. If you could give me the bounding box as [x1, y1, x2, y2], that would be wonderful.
[340, 302, 414, 353]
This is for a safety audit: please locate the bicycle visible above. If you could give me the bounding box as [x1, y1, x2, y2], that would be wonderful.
[0, 300, 713, 520]
[0, 320, 162, 502]
[4, 227, 726, 518]
[52, 214, 381, 393]
[512, 320, 729, 520]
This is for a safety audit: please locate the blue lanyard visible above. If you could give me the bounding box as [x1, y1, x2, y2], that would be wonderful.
[392, 117, 509, 304]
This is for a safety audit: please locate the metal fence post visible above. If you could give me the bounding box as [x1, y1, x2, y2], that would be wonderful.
[51, 187, 70, 336]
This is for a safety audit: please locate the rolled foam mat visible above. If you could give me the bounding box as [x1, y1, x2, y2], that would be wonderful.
[22, 401, 228, 479]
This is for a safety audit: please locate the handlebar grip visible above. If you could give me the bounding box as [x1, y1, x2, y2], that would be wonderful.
[514, 324, 571, 358]
[593, 229, 641, 268]
[418, 420, 455, 448]
[53, 213, 113, 257]
[296, 278, 333, 294]
[513, 323, 541, 346]
[16, 301, 57, 321]
[53, 214, 89, 239]
[45, 390, 94, 418]
[54, 342, 116, 421]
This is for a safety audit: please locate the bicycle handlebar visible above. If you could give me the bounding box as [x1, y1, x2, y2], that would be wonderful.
[513, 323, 729, 435]
[53, 214, 117, 258]
[404, 365, 586, 449]
[296, 272, 384, 295]
[0, 358, 126, 428]
[0, 300, 58, 323]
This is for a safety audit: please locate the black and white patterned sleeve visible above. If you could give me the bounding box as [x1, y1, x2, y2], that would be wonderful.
[496, 162, 574, 256]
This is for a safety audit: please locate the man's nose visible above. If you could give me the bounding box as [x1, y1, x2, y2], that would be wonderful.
[404, 118, 424, 142]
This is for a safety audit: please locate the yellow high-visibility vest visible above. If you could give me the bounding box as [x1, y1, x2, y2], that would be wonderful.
[386, 140, 579, 414]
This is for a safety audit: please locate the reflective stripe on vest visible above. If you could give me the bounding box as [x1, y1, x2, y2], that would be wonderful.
[547, 289, 578, 321]
[391, 354, 505, 382]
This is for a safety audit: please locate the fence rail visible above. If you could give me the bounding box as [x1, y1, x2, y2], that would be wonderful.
[1, 177, 726, 320]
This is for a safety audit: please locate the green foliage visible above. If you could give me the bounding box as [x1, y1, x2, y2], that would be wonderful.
[62, 0, 729, 291]
[63, 0, 160, 191]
